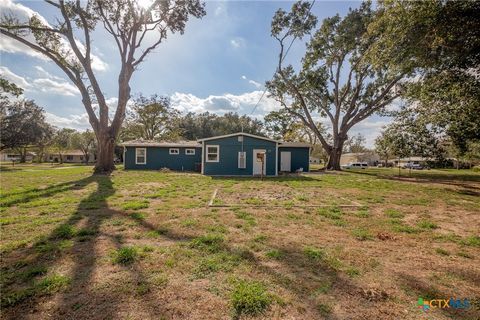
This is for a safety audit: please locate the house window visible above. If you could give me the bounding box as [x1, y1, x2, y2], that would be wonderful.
[135, 148, 146, 164]
[238, 151, 246, 169]
[169, 148, 179, 155]
[185, 148, 195, 155]
[66, 155, 73, 161]
[206, 145, 219, 162]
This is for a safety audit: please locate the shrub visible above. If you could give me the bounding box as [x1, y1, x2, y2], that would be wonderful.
[231, 279, 271, 317]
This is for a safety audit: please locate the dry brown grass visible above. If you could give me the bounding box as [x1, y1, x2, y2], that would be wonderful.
[0, 165, 479, 319]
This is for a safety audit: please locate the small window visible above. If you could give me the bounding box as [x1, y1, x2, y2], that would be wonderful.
[169, 148, 179, 155]
[66, 155, 73, 161]
[136, 148, 146, 164]
[238, 136, 243, 142]
[238, 151, 246, 169]
[206, 145, 219, 162]
[185, 148, 195, 155]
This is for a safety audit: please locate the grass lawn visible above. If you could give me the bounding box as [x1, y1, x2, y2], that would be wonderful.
[1, 165, 479, 319]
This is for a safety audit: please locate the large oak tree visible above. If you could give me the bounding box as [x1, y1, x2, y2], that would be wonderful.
[0, 0, 205, 172]
[267, 2, 407, 170]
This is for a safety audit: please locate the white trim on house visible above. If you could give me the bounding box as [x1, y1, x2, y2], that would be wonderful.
[197, 132, 278, 143]
[135, 148, 146, 164]
[185, 148, 195, 155]
[205, 145, 220, 163]
[169, 148, 180, 155]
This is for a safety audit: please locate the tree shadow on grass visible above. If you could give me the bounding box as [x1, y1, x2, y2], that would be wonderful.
[1, 174, 183, 319]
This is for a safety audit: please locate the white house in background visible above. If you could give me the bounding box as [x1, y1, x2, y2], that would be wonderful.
[46, 150, 95, 163]
[340, 152, 380, 166]
[0, 151, 36, 162]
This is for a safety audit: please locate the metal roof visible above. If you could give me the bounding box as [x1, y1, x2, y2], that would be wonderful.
[120, 140, 201, 147]
[279, 141, 311, 148]
[197, 132, 278, 143]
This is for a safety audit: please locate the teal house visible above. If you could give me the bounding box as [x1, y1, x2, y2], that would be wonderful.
[122, 133, 310, 176]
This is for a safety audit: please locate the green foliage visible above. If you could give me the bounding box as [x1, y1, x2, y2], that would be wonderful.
[265, 249, 283, 259]
[122, 200, 149, 210]
[112, 246, 139, 265]
[303, 246, 325, 260]
[461, 236, 480, 247]
[53, 224, 76, 239]
[231, 279, 271, 317]
[417, 220, 438, 230]
[190, 234, 225, 253]
[351, 228, 373, 241]
[317, 206, 342, 220]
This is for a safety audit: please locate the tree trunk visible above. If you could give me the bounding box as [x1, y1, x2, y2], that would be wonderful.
[326, 136, 346, 170]
[95, 133, 116, 173]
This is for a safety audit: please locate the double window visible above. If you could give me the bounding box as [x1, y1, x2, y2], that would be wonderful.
[185, 149, 195, 155]
[206, 145, 219, 162]
[135, 148, 146, 164]
[169, 148, 179, 155]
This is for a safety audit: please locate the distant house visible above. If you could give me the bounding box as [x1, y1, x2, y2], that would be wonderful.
[388, 157, 429, 167]
[340, 152, 380, 166]
[0, 151, 36, 162]
[46, 150, 94, 163]
[122, 132, 310, 176]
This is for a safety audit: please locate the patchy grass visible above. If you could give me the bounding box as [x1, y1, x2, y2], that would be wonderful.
[1, 165, 479, 319]
[231, 279, 271, 317]
[112, 246, 139, 265]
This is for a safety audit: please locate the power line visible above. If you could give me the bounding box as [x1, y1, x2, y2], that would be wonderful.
[247, 0, 316, 119]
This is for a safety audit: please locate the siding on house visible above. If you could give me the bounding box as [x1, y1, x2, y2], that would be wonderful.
[202, 135, 277, 176]
[278, 147, 310, 172]
[124, 146, 202, 171]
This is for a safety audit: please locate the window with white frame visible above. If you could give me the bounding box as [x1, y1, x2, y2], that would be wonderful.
[238, 151, 246, 169]
[169, 148, 179, 155]
[185, 148, 195, 155]
[135, 148, 146, 164]
[206, 145, 219, 162]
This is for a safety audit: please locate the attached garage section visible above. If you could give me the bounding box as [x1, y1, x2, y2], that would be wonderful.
[278, 143, 310, 173]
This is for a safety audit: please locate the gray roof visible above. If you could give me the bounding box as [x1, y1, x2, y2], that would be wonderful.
[121, 140, 201, 148]
[279, 141, 311, 148]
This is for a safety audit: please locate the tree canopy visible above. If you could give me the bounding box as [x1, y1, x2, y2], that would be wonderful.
[0, 0, 206, 172]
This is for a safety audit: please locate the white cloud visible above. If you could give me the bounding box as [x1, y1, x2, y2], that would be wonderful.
[0, 66, 31, 89]
[1, 65, 79, 96]
[0, 0, 107, 72]
[171, 90, 279, 118]
[45, 112, 91, 130]
[241, 75, 262, 88]
[32, 78, 79, 96]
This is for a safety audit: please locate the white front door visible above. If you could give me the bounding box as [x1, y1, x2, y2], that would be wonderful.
[253, 149, 266, 175]
[280, 151, 291, 172]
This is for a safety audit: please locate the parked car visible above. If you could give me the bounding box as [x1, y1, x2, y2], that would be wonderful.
[342, 162, 368, 169]
[404, 163, 423, 170]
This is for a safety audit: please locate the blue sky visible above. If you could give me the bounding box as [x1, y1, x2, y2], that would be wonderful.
[0, 0, 389, 146]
